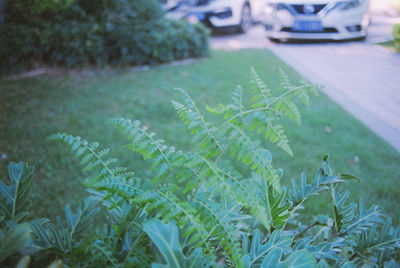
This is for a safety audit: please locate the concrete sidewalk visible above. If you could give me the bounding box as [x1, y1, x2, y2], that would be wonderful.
[270, 43, 400, 151]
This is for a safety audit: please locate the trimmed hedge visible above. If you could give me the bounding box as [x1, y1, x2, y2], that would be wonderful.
[0, 0, 210, 74]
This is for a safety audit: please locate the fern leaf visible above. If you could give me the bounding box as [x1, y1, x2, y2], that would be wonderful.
[232, 85, 245, 113]
[91, 177, 213, 254]
[226, 123, 281, 191]
[193, 198, 244, 267]
[84, 239, 121, 267]
[273, 98, 301, 125]
[0, 162, 34, 224]
[250, 67, 272, 108]
[109, 118, 179, 182]
[278, 67, 293, 92]
[48, 133, 133, 183]
[184, 153, 273, 232]
[247, 112, 293, 156]
[173, 88, 223, 153]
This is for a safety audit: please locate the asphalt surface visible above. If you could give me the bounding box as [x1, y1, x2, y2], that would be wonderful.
[210, 14, 400, 152]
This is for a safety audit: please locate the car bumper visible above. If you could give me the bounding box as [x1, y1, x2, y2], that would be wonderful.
[262, 2, 370, 40]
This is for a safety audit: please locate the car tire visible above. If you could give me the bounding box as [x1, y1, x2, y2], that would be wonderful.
[237, 4, 251, 33]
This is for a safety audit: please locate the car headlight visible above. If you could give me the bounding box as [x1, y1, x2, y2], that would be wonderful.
[267, 3, 288, 11]
[334, 0, 363, 10]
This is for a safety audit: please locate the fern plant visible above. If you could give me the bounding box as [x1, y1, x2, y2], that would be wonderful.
[1, 68, 399, 267]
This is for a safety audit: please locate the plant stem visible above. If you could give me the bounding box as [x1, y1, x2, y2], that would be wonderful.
[294, 221, 318, 240]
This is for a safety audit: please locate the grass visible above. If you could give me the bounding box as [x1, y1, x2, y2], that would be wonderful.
[1, 49, 400, 224]
[379, 40, 396, 50]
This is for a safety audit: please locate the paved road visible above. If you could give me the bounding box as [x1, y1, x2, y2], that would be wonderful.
[211, 14, 400, 152]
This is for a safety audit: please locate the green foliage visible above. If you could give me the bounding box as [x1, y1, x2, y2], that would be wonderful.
[241, 229, 293, 267]
[1, 69, 399, 267]
[0, 223, 31, 262]
[0, 162, 34, 224]
[394, 24, 400, 52]
[143, 220, 214, 268]
[258, 248, 316, 267]
[0, 0, 209, 74]
[30, 197, 99, 253]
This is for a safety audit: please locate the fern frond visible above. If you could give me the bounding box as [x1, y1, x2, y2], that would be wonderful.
[84, 239, 121, 267]
[277, 68, 319, 104]
[246, 112, 293, 156]
[278, 67, 293, 92]
[226, 123, 281, 190]
[181, 153, 273, 231]
[250, 67, 272, 108]
[0, 162, 34, 224]
[109, 118, 179, 182]
[48, 133, 134, 183]
[193, 198, 244, 267]
[90, 177, 213, 255]
[232, 85, 245, 113]
[172, 88, 223, 154]
[274, 98, 301, 124]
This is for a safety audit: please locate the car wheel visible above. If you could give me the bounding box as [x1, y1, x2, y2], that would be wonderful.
[237, 4, 251, 33]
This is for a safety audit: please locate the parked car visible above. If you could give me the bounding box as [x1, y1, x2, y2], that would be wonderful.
[262, 0, 370, 41]
[161, 0, 267, 33]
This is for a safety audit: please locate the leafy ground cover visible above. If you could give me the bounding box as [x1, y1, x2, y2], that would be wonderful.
[1, 49, 399, 223]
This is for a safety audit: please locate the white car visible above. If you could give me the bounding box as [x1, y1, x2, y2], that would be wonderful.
[163, 0, 267, 32]
[262, 0, 370, 41]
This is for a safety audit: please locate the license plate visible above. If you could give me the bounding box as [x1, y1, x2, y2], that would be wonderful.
[293, 20, 323, 32]
[194, 12, 205, 21]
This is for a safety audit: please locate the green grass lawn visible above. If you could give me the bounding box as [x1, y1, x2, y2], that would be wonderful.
[1, 49, 400, 223]
[379, 40, 396, 50]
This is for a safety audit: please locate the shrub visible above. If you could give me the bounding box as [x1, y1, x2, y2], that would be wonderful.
[1, 69, 399, 267]
[105, 19, 209, 65]
[394, 23, 400, 52]
[0, 0, 209, 74]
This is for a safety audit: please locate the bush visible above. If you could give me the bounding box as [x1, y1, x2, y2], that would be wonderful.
[105, 19, 209, 65]
[0, 0, 209, 74]
[1, 69, 399, 267]
[394, 23, 400, 52]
